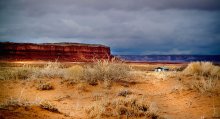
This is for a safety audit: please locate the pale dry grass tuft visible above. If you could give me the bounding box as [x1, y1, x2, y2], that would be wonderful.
[86, 96, 162, 118]
[0, 64, 36, 80]
[182, 62, 220, 93]
[117, 89, 132, 97]
[183, 62, 220, 78]
[63, 65, 84, 83]
[40, 101, 60, 113]
[31, 61, 65, 79]
[0, 97, 34, 111]
[0, 97, 60, 113]
[82, 60, 132, 87]
[0, 62, 64, 80]
[36, 81, 54, 90]
[189, 77, 216, 93]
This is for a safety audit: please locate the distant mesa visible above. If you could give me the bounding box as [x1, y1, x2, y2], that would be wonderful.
[0, 42, 111, 62]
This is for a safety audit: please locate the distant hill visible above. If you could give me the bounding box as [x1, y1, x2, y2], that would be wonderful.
[116, 55, 220, 63]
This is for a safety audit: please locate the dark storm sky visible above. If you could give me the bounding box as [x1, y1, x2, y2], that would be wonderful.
[0, 0, 220, 55]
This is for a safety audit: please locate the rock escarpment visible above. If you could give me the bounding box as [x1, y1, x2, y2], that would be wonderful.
[0, 42, 111, 62]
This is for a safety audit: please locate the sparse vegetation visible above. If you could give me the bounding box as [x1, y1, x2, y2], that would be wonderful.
[0, 65, 36, 80]
[37, 81, 54, 90]
[0, 60, 132, 88]
[0, 97, 61, 115]
[117, 89, 132, 97]
[189, 77, 216, 93]
[0, 97, 32, 110]
[31, 61, 65, 79]
[63, 65, 84, 84]
[40, 101, 60, 113]
[86, 96, 162, 118]
[182, 62, 220, 93]
[183, 62, 220, 78]
[82, 60, 131, 87]
[0, 61, 219, 118]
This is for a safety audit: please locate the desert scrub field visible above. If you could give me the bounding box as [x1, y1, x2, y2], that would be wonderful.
[0, 61, 220, 119]
[0, 60, 132, 88]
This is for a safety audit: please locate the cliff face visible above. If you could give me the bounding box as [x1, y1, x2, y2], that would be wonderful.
[0, 42, 111, 62]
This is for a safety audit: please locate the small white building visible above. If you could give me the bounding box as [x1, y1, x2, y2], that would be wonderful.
[154, 67, 169, 72]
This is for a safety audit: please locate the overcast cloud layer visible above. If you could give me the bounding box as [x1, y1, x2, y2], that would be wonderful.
[0, 0, 220, 55]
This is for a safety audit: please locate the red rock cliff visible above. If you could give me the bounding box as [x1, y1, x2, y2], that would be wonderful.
[0, 42, 111, 62]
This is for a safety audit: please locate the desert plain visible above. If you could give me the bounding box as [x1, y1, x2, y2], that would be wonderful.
[0, 61, 219, 119]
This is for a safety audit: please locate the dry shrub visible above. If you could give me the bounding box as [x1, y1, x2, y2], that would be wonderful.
[183, 62, 220, 78]
[0, 97, 31, 110]
[117, 89, 132, 97]
[0, 65, 36, 80]
[31, 61, 65, 79]
[0, 61, 133, 89]
[63, 65, 84, 84]
[86, 96, 162, 118]
[13, 65, 36, 80]
[189, 77, 216, 93]
[0, 97, 60, 114]
[40, 101, 59, 113]
[32, 61, 83, 80]
[182, 62, 220, 93]
[82, 60, 131, 87]
[0, 68, 14, 80]
[37, 81, 54, 90]
[0, 62, 65, 80]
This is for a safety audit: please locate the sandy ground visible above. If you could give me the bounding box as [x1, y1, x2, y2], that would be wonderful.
[0, 62, 219, 119]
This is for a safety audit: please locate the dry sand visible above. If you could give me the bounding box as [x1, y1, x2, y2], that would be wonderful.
[0, 62, 219, 119]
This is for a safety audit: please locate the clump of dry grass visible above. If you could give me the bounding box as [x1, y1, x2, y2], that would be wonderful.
[188, 77, 216, 93]
[183, 62, 220, 78]
[117, 89, 132, 97]
[14, 65, 36, 80]
[40, 101, 60, 113]
[36, 81, 54, 90]
[0, 68, 14, 80]
[182, 62, 220, 93]
[0, 62, 65, 80]
[31, 61, 65, 79]
[62, 65, 84, 84]
[82, 60, 131, 87]
[0, 97, 31, 110]
[0, 65, 36, 80]
[0, 97, 60, 114]
[86, 96, 162, 118]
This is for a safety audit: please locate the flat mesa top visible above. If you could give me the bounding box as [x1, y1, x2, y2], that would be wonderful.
[0, 42, 109, 48]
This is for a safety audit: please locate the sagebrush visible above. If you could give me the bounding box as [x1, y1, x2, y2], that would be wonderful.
[182, 62, 220, 93]
[86, 96, 162, 118]
[82, 60, 131, 86]
[0, 60, 132, 88]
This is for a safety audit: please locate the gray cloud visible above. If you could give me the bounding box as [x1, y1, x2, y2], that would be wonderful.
[1, 0, 220, 11]
[0, 0, 220, 54]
